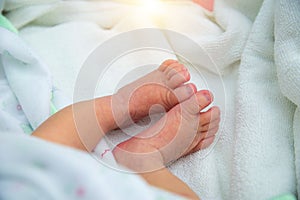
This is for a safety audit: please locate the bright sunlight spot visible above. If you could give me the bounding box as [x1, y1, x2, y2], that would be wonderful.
[137, 0, 164, 15]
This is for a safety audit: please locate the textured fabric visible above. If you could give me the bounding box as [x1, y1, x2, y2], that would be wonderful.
[0, 133, 184, 200]
[231, 0, 299, 199]
[270, 194, 297, 200]
[274, 1, 300, 198]
[0, 20, 185, 200]
[0, 14, 18, 33]
[0, 27, 67, 131]
[3, 0, 299, 199]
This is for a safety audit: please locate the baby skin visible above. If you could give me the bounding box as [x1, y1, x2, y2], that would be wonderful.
[33, 60, 220, 167]
[110, 59, 220, 168]
[33, 59, 220, 199]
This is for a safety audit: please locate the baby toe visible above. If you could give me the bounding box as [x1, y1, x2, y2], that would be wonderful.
[199, 136, 216, 149]
[165, 63, 186, 79]
[172, 83, 197, 103]
[182, 90, 213, 115]
[162, 63, 189, 88]
[201, 124, 219, 139]
[158, 59, 178, 72]
[199, 106, 220, 126]
[200, 118, 220, 132]
[167, 71, 190, 88]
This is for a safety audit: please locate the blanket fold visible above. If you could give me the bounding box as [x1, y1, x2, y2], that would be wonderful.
[274, 0, 300, 198]
[2, 0, 299, 199]
[232, 0, 299, 199]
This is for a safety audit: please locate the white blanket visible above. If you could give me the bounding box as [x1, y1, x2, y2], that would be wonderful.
[229, 0, 299, 199]
[0, 134, 183, 200]
[274, 0, 300, 198]
[0, 18, 184, 200]
[3, 0, 299, 199]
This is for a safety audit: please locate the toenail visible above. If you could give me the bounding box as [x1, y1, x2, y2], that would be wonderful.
[186, 86, 194, 94]
[183, 70, 189, 77]
[202, 91, 212, 101]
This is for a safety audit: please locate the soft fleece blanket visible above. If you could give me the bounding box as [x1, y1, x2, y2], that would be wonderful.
[0, 133, 183, 200]
[0, 18, 184, 200]
[2, 0, 299, 199]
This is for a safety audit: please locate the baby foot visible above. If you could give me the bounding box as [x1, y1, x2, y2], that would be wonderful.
[112, 59, 196, 127]
[113, 90, 220, 172]
[186, 105, 220, 155]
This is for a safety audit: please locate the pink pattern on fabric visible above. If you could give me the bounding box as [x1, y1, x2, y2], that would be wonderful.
[16, 104, 22, 111]
[193, 0, 214, 11]
[101, 149, 110, 158]
[13, 182, 23, 191]
[76, 186, 85, 197]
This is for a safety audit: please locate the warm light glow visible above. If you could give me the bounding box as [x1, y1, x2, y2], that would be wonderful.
[138, 0, 164, 15]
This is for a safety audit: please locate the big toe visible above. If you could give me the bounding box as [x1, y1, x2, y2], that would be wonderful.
[159, 61, 190, 89]
[181, 90, 214, 115]
[165, 83, 197, 107]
